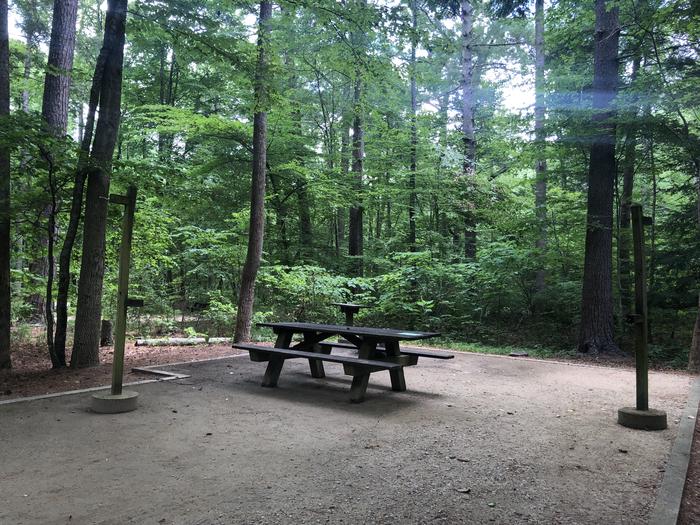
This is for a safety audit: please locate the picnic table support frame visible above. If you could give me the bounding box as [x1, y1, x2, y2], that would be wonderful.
[262, 331, 292, 387]
[349, 339, 377, 403]
[385, 340, 406, 391]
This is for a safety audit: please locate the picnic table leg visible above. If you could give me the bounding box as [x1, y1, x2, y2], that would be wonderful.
[262, 357, 285, 387]
[305, 334, 326, 379]
[384, 340, 406, 392]
[349, 339, 376, 403]
[350, 374, 370, 403]
[261, 331, 293, 387]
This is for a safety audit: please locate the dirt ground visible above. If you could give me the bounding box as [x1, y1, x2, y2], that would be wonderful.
[0, 341, 245, 399]
[0, 351, 694, 524]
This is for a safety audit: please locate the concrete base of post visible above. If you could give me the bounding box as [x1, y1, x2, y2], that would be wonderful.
[90, 391, 139, 414]
[617, 407, 667, 430]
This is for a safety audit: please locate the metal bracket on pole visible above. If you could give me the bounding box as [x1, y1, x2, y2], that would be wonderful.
[92, 186, 143, 414]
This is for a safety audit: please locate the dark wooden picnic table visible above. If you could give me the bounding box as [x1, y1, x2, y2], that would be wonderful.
[234, 322, 449, 402]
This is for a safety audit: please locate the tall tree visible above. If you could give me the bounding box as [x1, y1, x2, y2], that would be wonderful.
[42, 0, 79, 135]
[0, 0, 10, 370]
[348, 2, 366, 277]
[71, 0, 128, 368]
[460, 0, 476, 258]
[690, 156, 700, 372]
[348, 76, 364, 275]
[407, 0, 419, 250]
[40, 0, 79, 368]
[617, 54, 641, 348]
[234, 1, 272, 343]
[533, 0, 547, 292]
[54, 17, 111, 366]
[578, 0, 620, 354]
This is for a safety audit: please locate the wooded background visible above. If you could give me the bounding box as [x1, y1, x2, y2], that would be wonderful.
[0, 0, 699, 371]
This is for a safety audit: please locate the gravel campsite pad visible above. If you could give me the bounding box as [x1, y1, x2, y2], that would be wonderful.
[0, 352, 694, 524]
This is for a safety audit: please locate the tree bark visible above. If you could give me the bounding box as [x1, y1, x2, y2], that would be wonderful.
[0, 0, 11, 370]
[71, 0, 128, 368]
[689, 158, 700, 372]
[54, 31, 110, 363]
[578, 0, 620, 354]
[39, 0, 80, 367]
[534, 0, 547, 292]
[42, 0, 79, 135]
[617, 58, 641, 345]
[460, 0, 476, 258]
[408, 0, 418, 251]
[234, 1, 272, 343]
[348, 76, 364, 276]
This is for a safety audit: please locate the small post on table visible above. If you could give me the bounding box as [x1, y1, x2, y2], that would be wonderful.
[617, 204, 667, 430]
[91, 186, 143, 414]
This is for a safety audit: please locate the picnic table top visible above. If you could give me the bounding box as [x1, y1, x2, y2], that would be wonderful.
[257, 321, 440, 341]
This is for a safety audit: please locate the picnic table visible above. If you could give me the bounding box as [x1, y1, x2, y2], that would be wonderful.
[233, 322, 451, 403]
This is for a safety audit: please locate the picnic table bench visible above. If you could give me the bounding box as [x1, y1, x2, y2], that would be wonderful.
[233, 322, 448, 403]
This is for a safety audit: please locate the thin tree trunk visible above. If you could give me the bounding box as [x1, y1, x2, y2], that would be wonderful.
[22, 38, 32, 113]
[348, 76, 364, 276]
[578, 0, 620, 354]
[337, 119, 350, 257]
[40, 0, 79, 366]
[534, 0, 547, 292]
[71, 0, 128, 368]
[0, 0, 10, 369]
[618, 58, 641, 343]
[689, 158, 700, 372]
[268, 172, 290, 264]
[234, 1, 272, 343]
[407, 0, 418, 250]
[460, 0, 476, 258]
[45, 164, 57, 365]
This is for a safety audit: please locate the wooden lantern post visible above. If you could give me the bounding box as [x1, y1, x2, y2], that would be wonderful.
[617, 204, 667, 430]
[91, 186, 143, 414]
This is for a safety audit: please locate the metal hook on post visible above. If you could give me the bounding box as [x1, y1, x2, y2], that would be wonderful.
[91, 186, 144, 414]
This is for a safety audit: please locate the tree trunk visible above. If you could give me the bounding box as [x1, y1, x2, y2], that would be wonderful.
[22, 37, 32, 113]
[460, 0, 476, 258]
[337, 119, 350, 257]
[348, 76, 364, 276]
[408, 0, 418, 251]
[100, 319, 113, 346]
[578, 0, 620, 354]
[54, 32, 110, 363]
[0, 0, 10, 370]
[617, 57, 641, 346]
[42, 0, 79, 135]
[234, 1, 272, 343]
[688, 158, 700, 372]
[268, 172, 290, 265]
[39, 0, 80, 367]
[71, 0, 128, 368]
[534, 0, 547, 292]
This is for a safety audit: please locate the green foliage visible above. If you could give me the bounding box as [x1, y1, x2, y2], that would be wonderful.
[5, 0, 700, 369]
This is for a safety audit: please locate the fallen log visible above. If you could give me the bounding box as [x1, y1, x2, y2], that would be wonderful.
[134, 337, 233, 347]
